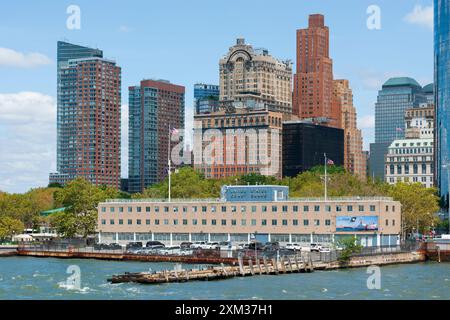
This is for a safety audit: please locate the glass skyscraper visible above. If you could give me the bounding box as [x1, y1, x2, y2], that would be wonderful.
[435, 0, 450, 200]
[193, 83, 219, 114]
[369, 77, 426, 179]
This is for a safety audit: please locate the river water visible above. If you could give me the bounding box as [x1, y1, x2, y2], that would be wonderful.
[0, 257, 448, 299]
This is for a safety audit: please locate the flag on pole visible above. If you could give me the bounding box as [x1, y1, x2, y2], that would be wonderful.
[395, 127, 403, 132]
[327, 159, 334, 165]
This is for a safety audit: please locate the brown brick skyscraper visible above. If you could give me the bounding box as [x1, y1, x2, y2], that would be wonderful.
[293, 14, 340, 128]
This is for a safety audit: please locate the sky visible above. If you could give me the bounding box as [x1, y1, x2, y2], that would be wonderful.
[0, 0, 434, 193]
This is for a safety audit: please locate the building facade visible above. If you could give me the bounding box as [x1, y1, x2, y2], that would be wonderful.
[128, 80, 185, 193]
[385, 138, 434, 188]
[97, 185, 402, 247]
[219, 38, 292, 114]
[369, 77, 427, 180]
[50, 54, 121, 188]
[333, 79, 366, 179]
[193, 107, 283, 179]
[282, 121, 344, 177]
[435, 0, 450, 200]
[293, 14, 339, 128]
[194, 83, 220, 114]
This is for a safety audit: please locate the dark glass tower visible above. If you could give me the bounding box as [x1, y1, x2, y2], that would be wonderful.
[435, 0, 450, 200]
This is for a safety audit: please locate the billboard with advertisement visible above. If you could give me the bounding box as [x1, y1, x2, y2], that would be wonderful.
[336, 216, 378, 232]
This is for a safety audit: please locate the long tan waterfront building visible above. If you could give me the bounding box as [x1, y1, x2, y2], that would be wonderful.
[97, 186, 401, 247]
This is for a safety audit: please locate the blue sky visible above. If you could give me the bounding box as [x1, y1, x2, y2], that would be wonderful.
[0, 0, 433, 193]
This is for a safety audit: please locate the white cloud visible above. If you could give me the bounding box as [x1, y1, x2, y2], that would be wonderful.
[121, 104, 128, 178]
[358, 70, 408, 90]
[0, 48, 52, 68]
[404, 5, 433, 30]
[0, 92, 56, 193]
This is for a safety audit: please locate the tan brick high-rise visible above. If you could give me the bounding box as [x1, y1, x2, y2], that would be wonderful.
[333, 79, 366, 180]
[293, 14, 340, 128]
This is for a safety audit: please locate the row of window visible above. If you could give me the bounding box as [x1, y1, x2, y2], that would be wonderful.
[101, 204, 383, 214]
[101, 218, 333, 227]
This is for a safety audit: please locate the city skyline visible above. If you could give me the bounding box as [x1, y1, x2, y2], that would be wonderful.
[0, 0, 433, 193]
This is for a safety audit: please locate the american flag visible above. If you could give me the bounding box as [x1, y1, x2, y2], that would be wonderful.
[327, 159, 334, 165]
[170, 127, 179, 135]
[396, 127, 403, 132]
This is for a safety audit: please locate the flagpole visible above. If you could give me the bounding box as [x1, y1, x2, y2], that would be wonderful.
[168, 124, 172, 203]
[324, 153, 327, 201]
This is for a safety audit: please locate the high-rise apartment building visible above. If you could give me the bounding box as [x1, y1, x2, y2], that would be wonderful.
[128, 80, 185, 193]
[333, 80, 366, 179]
[50, 53, 121, 187]
[194, 83, 220, 114]
[435, 0, 450, 201]
[293, 14, 339, 128]
[219, 38, 292, 114]
[369, 77, 427, 180]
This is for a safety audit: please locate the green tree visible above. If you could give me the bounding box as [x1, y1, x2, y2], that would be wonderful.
[387, 182, 440, 237]
[0, 216, 24, 241]
[337, 236, 363, 265]
[52, 178, 119, 238]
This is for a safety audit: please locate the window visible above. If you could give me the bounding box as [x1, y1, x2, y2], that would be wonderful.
[241, 206, 246, 213]
[192, 206, 198, 213]
[251, 219, 256, 226]
[202, 219, 207, 226]
[262, 219, 267, 226]
[272, 219, 277, 226]
[212, 219, 217, 226]
[385, 219, 389, 226]
[370, 205, 376, 212]
[272, 206, 278, 212]
[127, 219, 132, 225]
[303, 219, 309, 226]
[146, 219, 150, 225]
[137, 219, 141, 225]
[164, 207, 169, 213]
[314, 205, 320, 212]
[202, 206, 207, 213]
[262, 206, 267, 212]
[251, 206, 257, 213]
[155, 219, 160, 225]
[221, 206, 227, 212]
[392, 219, 395, 226]
[282, 219, 288, 226]
[314, 219, 320, 226]
[173, 207, 178, 213]
[128, 207, 132, 213]
[119, 219, 123, 225]
[325, 205, 331, 212]
[303, 206, 309, 212]
[336, 206, 342, 212]
[241, 219, 246, 226]
[221, 219, 227, 226]
[231, 206, 237, 213]
[231, 220, 237, 226]
[155, 207, 159, 213]
[193, 219, 198, 226]
[325, 219, 331, 226]
[293, 219, 298, 226]
[110, 219, 115, 225]
[101, 219, 106, 225]
[183, 219, 188, 225]
[293, 205, 299, 212]
[110, 207, 115, 213]
[359, 205, 364, 212]
[282, 206, 288, 212]
[101, 207, 106, 213]
[137, 207, 141, 213]
[347, 205, 353, 212]
[146, 207, 151, 212]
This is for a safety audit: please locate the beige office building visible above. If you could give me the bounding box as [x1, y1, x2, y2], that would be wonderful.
[219, 38, 292, 114]
[97, 186, 401, 247]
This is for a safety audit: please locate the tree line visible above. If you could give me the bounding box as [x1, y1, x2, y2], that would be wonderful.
[0, 166, 443, 241]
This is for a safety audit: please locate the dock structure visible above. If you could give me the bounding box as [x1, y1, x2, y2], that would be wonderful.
[108, 256, 313, 285]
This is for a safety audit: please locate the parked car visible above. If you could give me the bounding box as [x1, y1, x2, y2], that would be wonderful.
[126, 242, 143, 250]
[94, 243, 110, 251]
[319, 247, 331, 253]
[145, 241, 165, 249]
[191, 241, 207, 249]
[180, 242, 192, 249]
[108, 243, 123, 250]
[179, 249, 194, 256]
[286, 243, 302, 251]
[202, 242, 220, 250]
[159, 245, 181, 255]
[237, 243, 249, 250]
[310, 243, 323, 252]
[248, 242, 265, 250]
[218, 241, 237, 251]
